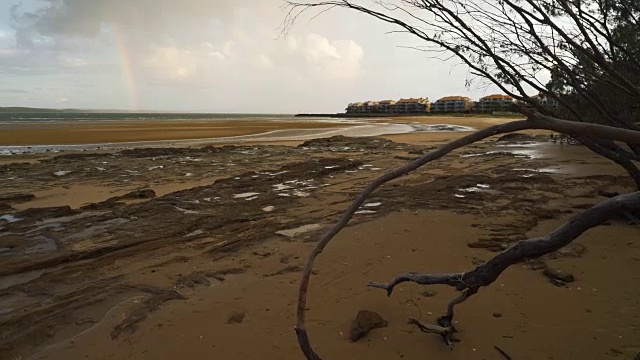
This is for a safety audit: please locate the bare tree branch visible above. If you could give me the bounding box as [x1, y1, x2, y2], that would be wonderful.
[282, 1, 640, 358]
[292, 113, 640, 358]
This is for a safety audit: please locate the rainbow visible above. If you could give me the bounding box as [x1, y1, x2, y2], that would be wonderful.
[110, 25, 138, 110]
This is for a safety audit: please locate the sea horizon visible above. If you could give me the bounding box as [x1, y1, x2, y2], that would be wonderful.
[0, 111, 308, 123]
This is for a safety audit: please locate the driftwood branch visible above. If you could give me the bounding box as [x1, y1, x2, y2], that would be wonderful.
[294, 116, 640, 359]
[367, 191, 640, 295]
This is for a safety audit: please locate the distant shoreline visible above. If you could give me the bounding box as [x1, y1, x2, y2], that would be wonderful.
[295, 112, 524, 118]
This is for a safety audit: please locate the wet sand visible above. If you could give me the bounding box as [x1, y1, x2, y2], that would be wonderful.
[0, 115, 526, 149]
[0, 120, 638, 360]
[0, 119, 347, 146]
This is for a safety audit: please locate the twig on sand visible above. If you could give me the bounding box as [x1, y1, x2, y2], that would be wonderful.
[494, 345, 513, 360]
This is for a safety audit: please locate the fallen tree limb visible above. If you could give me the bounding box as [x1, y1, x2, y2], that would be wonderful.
[367, 191, 640, 295]
[294, 115, 640, 359]
[294, 119, 532, 360]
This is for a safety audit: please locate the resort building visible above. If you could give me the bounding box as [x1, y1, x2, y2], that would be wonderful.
[377, 100, 397, 113]
[363, 101, 380, 113]
[346, 102, 365, 114]
[476, 94, 516, 113]
[531, 93, 559, 109]
[394, 98, 431, 113]
[431, 96, 474, 113]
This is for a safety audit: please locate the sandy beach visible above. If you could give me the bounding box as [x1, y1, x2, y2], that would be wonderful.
[0, 116, 638, 360]
[0, 119, 346, 146]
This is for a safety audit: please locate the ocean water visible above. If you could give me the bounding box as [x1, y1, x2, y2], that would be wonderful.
[0, 112, 297, 124]
[0, 112, 475, 155]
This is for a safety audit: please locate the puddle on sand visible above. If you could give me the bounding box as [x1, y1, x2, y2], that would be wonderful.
[462, 148, 544, 159]
[0, 235, 59, 257]
[184, 229, 205, 238]
[355, 210, 376, 215]
[364, 202, 382, 208]
[233, 192, 260, 199]
[66, 218, 130, 241]
[0, 264, 66, 290]
[24, 235, 58, 253]
[454, 194, 466, 198]
[276, 224, 321, 238]
[273, 183, 292, 191]
[26, 211, 110, 234]
[262, 206, 275, 212]
[459, 183, 500, 194]
[54, 170, 71, 176]
[410, 124, 476, 132]
[460, 186, 483, 193]
[0, 215, 22, 223]
[293, 191, 310, 197]
[174, 206, 199, 214]
[513, 167, 564, 174]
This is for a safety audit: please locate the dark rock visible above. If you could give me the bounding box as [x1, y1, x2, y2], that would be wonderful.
[280, 254, 294, 264]
[298, 135, 397, 150]
[117, 189, 156, 200]
[75, 318, 97, 326]
[44, 152, 112, 162]
[17, 206, 77, 219]
[495, 133, 541, 142]
[471, 257, 486, 266]
[408, 149, 427, 155]
[527, 260, 547, 270]
[598, 190, 620, 198]
[549, 243, 587, 258]
[227, 311, 245, 324]
[349, 310, 388, 342]
[0, 193, 35, 203]
[0, 202, 14, 212]
[111, 286, 186, 339]
[607, 348, 623, 356]
[175, 273, 211, 288]
[80, 198, 123, 210]
[493, 312, 503, 318]
[572, 203, 595, 209]
[543, 267, 575, 283]
[266, 266, 303, 277]
[422, 290, 437, 297]
[549, 278, 567, 287]
[467, 240, 504, 252]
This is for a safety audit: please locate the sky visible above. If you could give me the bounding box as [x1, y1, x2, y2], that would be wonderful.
[0, 0, 506, 113]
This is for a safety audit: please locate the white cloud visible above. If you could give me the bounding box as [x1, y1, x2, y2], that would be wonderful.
[142, 45, 198, 79]
[58, 55, 88, 67]
[286, 35, 299, 52]
[304, 34, 364, 80]
[222, 41, 235, 57]
[3, 0, 489, 113]
[253, 54, 273, 68]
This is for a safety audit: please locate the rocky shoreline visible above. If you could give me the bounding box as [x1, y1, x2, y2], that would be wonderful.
[1, 135, 637, 359]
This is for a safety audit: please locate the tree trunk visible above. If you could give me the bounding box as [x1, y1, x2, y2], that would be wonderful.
[579, 137, 640, 190]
